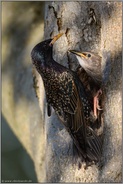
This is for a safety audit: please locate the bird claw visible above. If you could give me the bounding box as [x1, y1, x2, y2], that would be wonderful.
[97, 100, 103, 111]
[96, 99, 102, 111]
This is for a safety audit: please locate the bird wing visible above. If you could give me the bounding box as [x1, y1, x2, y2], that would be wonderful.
[56, 72, 87, 148]
[56, 71, 103, 162]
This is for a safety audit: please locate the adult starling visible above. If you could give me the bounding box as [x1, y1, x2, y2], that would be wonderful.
[69, 50, 103, 118]
[31, 33, 102, 167]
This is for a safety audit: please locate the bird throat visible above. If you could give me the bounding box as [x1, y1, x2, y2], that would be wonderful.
[76, 56, 101, 85]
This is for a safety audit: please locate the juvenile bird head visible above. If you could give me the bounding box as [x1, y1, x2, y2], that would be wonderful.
[69, 50, 102, 84]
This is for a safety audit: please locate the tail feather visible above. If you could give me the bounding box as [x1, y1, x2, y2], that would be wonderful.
[86, 127, 103, 161]
[72, 125, 103, 167]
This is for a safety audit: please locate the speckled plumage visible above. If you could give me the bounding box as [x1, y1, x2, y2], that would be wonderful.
[31, 36, 103, 167]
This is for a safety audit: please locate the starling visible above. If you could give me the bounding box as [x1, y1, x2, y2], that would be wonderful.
[69, 50, 103, 118]
[31, 33, 103, 167]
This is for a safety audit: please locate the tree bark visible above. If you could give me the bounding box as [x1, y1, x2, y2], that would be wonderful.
[39, 1, 122, 182]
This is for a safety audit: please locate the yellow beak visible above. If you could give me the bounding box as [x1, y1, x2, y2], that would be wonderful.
[49, 33, 64, 45]
[69, 50, 87, 58]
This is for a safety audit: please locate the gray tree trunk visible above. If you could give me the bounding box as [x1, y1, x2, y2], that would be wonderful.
[36, 1, 122, 182]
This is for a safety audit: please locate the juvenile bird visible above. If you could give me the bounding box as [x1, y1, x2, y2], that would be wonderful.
[69, 50, 103, 118]
[31, 34, 103, 167]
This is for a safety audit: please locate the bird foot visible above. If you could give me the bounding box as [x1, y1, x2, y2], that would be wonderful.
[94, 89, 103, 118]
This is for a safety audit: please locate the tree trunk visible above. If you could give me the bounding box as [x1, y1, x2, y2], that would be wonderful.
[38, 1, 122, 182]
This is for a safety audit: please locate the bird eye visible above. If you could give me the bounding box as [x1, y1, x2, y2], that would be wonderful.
[87, 54, 91, 58]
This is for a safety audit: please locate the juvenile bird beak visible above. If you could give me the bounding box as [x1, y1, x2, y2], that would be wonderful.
[69, 50, 87, 58]
[49, 33, 64, 45]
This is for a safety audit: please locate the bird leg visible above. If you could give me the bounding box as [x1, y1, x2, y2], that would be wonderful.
[93, 89, 102, 118]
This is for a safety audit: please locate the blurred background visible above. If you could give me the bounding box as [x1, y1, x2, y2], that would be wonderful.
[2, 2, 45, 182]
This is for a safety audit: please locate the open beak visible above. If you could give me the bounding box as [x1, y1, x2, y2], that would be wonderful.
[69, 50, 86, 58]
[49, 33, 64, 45]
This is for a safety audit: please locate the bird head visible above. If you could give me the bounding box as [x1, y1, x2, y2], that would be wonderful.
[69, 50, 102, 82]
[69, 50, 101, 70]
[31, 33, 63, 65]
[69, 50, 102, 83]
